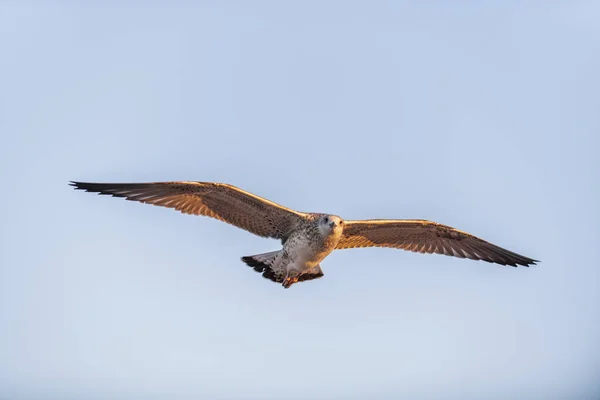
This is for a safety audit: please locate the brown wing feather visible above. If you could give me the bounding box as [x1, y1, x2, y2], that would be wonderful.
[336, 219, 538, 267]
[70, 181, 305, 241]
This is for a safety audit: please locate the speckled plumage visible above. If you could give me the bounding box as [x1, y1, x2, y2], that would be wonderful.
[71, 180, 539, 289]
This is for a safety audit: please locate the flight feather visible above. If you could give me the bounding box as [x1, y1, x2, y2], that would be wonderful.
[70, 181, 305, 242]
[336, 219, 537, 267]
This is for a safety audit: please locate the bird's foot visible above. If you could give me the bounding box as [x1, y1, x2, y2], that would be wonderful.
[282, 273, 300, 289]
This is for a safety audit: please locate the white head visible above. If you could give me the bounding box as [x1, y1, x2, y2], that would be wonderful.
[317, 214, 344, 238]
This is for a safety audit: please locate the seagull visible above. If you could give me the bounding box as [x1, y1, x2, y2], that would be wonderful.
[70, 181, 538, 288]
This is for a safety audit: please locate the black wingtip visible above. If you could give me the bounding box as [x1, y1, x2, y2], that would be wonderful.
[69, 181, 85, 190]
[518, 258, 539, 267]
[69, 181, 109, 193]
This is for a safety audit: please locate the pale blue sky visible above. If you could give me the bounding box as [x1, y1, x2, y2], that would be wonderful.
[1, 1, 599, 399]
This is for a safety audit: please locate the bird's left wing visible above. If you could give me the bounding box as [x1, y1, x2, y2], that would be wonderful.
[336, 219, 537, 267]
[70, 181, 306, 242]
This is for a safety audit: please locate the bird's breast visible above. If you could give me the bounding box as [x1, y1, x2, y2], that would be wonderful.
[284, 227, 340, 266]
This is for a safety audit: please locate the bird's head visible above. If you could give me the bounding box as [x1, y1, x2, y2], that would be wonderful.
[317, 214, 344, 237]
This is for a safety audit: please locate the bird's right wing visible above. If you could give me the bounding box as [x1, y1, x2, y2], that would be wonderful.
[70, 181, 306, 242]
[337, 219, 537, 266]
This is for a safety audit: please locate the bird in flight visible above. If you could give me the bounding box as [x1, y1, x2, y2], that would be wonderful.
[71, 181, 538, 289]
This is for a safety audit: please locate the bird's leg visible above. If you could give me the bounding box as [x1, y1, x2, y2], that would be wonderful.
[282, 268, 300, 289]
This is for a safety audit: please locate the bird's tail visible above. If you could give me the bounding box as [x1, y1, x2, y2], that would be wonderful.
[241, 251, 284, 283]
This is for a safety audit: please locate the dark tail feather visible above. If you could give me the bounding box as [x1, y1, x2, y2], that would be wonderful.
[241, 251, 283, 283]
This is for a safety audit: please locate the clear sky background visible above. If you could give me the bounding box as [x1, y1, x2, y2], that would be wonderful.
[1, 1, 598, 399]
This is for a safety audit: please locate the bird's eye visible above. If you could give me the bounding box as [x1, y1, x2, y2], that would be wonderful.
[324, 217, 329, 223]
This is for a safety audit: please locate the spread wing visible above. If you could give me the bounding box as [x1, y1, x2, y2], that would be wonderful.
[70, 181, 306, 242]
[336, 219, 537, 267]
